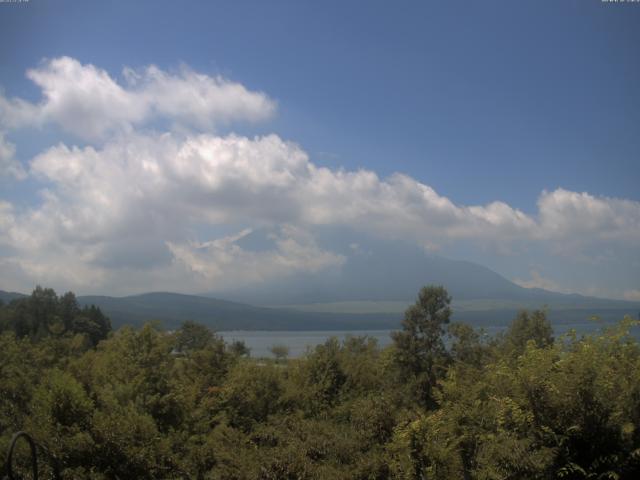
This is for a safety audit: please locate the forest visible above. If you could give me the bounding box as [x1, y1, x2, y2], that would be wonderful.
[1, 286, 639, 479]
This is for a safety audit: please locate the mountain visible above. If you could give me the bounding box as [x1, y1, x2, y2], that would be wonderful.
[212, 246, 524, 305]
[71, 291, 640, 330]
[211, 245, 636, 311]
[75, 292, 395, 330]
[202, 244, 639, 327]
[0, 290, 26, 304]
[1, 287, 637, 331]
[2, 249, 638, 330]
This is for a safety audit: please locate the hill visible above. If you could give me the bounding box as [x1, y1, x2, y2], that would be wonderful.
[75, 292, 395, 330]
[0, 290, 26, 304]
[210, 245, 638, 312]
[1, 251, 637, 330]
[2, 287, 638, 332]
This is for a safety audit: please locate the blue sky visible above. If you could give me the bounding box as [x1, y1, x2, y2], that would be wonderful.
[0, 0, 639, 299]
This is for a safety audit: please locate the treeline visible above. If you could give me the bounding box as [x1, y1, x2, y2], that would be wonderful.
[0, 286, 111, 346]
[1, 286, 639, 479]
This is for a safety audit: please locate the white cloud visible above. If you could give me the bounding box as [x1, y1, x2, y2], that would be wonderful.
[623, 289, 640, 302]
[0, 128, 638, 293]
[538, 188, 640, 245]
[0, 57, 638, 296]
[0, 93, 41, 130]
[512, 270, 567, 293]
[0, 57, 276, 141]
[21, 132, 541, 247]
[0, 201, 15, 235]
[25, 57, 146, 140]
[131, 64, 276, 130]
[0, 132, 26, 179]
[167, 226, 345, 287]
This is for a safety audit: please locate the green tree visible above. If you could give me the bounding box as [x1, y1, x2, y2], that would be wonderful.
[71, 305, 111, 346]
[1, 287, 111, 344]
[27, 369, 95, 473]
[228, 339, 250, 358]
[58, 291, 80, 333]
[500, 309, 554, 356]
[174, 320, 215, 353]
[448, 322, 492, 368]
[270, 344, 290, 363]
[219, 362, 285, 431]
[391, 285, 452, 408]
[8, 286, 59, 338]
[296, 337, 347, 413]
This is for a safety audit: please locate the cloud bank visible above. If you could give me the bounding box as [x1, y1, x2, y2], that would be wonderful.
[0, 132, 25, 179]
[0, 57, 638, 297]
[0, 56, 275, 141]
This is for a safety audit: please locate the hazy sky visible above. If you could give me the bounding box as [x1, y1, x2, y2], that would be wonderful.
[0, 0, 639, 299]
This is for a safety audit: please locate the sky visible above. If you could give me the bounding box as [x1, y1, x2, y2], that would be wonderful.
[0, 0, 639, 300]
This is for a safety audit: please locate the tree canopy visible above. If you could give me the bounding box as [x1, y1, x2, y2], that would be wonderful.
[1, 285, 639, 479]
[0, 286, 111, 346]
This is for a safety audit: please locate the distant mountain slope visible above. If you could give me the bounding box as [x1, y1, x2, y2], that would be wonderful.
[2, 251, 638, 331]
[76, 292, 396, 330]
[212, 246, 637, 311]
[0, 290, 26, 304]
[1, 288, 637, 331]
[214, 249, 528, 304]
[75, 292, 640, 330]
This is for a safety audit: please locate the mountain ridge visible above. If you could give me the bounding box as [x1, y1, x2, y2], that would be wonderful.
[1, 288, 637, 332]
[2, 255, 638, 330]
[208, 250, 636, 308]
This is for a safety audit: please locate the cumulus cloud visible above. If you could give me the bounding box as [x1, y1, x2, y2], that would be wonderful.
[0, 57, 275, 141]
[21, 132, 542, 246]
[0, 201, 15, 234]
[537, 188, 640, 245]
[512, 270, 567, 293]
[167, 226, 345, 286]
[623, 290, 640, 301]
[0, 132, 26, 179]
[1, 127, 638, 293]
[127, 64, 276, 130]
[0, 91, 41, 130]
[0, 57, 638, 296]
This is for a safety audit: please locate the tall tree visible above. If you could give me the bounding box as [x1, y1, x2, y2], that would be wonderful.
[501, 309, 553, 357]
[392, 285, 452, 408]
[174, 320, 215, 353]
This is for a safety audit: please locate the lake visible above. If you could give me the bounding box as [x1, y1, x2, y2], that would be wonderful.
[219, 329, 394, 358]
[219, 321, 640, 358]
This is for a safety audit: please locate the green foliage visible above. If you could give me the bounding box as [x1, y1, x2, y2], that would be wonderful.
[0, 286, 111, 346]
[296, 337, 347, 413]
[500, 308, 554, 356]
[388, 315, 640, 479]
[448, 321, 493, 367]
[391, 285, 452, 408]
[219, 361, 286, 431]
[1, 285, 639, 479]
[228, 339, 251, 358]
[175, 319, 215, 353]
[269, 343, 290, 362]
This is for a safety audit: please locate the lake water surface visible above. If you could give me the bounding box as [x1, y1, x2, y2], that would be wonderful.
[220, 321, 639, 358]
